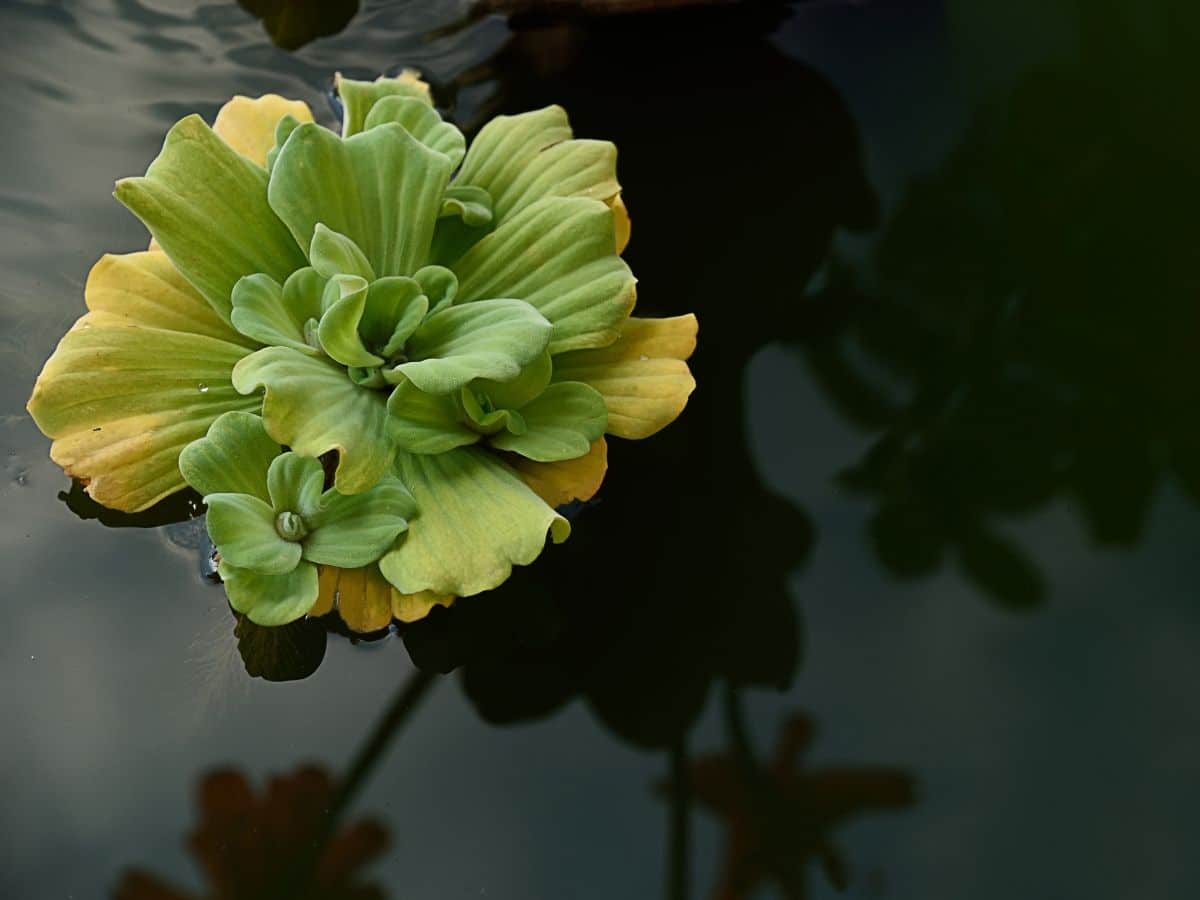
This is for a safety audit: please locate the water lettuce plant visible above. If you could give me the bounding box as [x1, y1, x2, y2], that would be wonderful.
[27, 71, 697, 630]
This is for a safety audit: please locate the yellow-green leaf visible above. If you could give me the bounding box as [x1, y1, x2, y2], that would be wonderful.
[27, 252, 261, 512]
[552, 315, 698, 439]
[212, 94, 315, 167]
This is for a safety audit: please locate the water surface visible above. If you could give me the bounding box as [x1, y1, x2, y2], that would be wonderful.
[2, 1, 1198, 898]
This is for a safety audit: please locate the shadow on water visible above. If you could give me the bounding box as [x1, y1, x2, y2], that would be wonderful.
[675, 705, 915, 900]
[235, 0, 359, 50]
[112, 668, 437, 900]
[114, 765, 391, 900]
[404, 0, 876, 747]
[796, 0, 1200, 609]
[108, 686, 913, 900]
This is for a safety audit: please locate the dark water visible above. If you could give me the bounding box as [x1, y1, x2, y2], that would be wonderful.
[3, 0, 1199, 897]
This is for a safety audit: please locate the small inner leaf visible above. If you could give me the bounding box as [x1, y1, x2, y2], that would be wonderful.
[309, 223, 376, 281]
[387, 379, 480, 454]
[397, 298, 553, 394]
[489, 381, 608, 462]
[360, 276, 427, 357]
[231, 269, 326, 354]
[337, 71, 434, 139]
[206, 492, 302, 575]
[317, 278, 383, 368]
[275, 511, 308, 541]
[413, 265, 458, 315]
[476, 351, 553, 412]
[440, 185, 494, 228]
[460, 387, 526, 436]
[266, 452, 325, 518]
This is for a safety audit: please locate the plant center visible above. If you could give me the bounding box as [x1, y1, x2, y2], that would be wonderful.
[275, 511, 308, 541]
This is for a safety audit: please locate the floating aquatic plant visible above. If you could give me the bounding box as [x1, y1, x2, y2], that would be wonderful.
[27, 71, 697, 630]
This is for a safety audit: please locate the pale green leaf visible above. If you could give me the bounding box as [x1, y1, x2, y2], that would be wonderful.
[269, 121, 453, 277]
[317, 279, 381, 368]
[219, 560, 319, 626]
[364, 95, 466, 167]
[266, 452, 324, 517]
[114, 115, 307, 323]
[387, 379, 480, 454]
[303, 477, 416, 568]
[454, 106, 619, 224]
[394, 298, 552, 394]
[490, 381, 607, 462]
[452, 197, 635, 354]
[233, 347, 396, 494]
[413, 265, 458, 315]
[366, 277, 428, 357]
[309, 223, 375, 280]
[231, 269, 325, 354]
[206, 492, 301, 574]
[440, 185, 493, 227]
[265, 113, 304, 173]
[461, 388, 525, 436]
[380, 448, 570, 597]
[475, 350, 552, 411]
[337, 72, 434, 139]
[178, 410, 280, 502]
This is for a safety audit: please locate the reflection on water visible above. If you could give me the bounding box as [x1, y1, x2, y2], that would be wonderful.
[413, 0, 874, 749]
[681, 709, 914, 900]
[2, 1, 1200, 898]
[803, 0, 1200, 609]
[237, 0, 360, 50]
[115, 766, 390, 900]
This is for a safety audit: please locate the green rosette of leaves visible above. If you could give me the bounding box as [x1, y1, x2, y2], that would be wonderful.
[26, 72, 698, 630]
[179, 411, 415, 625]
